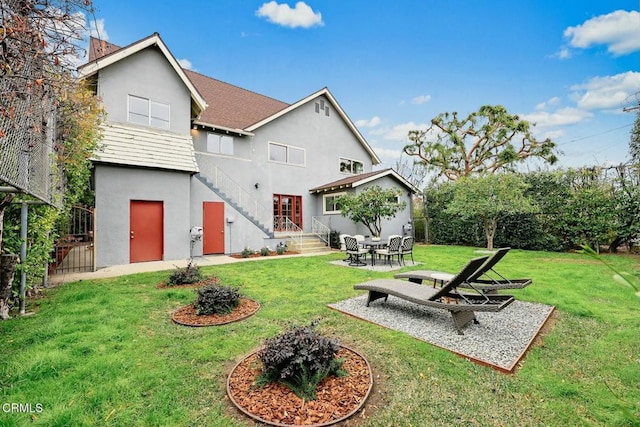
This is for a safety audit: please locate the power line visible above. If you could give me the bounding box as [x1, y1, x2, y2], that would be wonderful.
[556, 123, 633, 146]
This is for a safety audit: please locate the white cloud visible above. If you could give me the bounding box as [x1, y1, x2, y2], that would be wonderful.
[370, 121, 431, 141]
[570, 71, 640, 110]
[411, 95, 432, 105]
[256, 1, 323, 29]
[521, 107, 593, 127]
[538, 129, 566, 141]
[355, 116, 381, 128]
[564, 10, 640, 56]
[89, 18, 109, 41]
[535, 97, 561, 111]
[372, 147, 403, 161]
[178, 58, 193, 70]
[554, 47, 571, 60]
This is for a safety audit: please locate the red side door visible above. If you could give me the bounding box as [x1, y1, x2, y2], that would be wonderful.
[203, 202, 225, 254]
[130, 200, 164, 263]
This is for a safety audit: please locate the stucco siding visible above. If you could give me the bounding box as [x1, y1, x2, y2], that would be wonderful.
[193, 95, 376, 233]
[316, 175, 413, 239]
[94, 165, 192, 267]
[97, 47, 192, 135]
[190, 177, 270, 255]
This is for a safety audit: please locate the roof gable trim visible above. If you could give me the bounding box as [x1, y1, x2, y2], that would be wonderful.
[246, 88, 381, 164]
[78, 34, 207, 114]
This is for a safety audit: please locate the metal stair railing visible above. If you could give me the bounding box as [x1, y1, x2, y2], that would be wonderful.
[275, 216, 303, 246]
[312, 216, 331, 245]
[196, 153, 271, 229]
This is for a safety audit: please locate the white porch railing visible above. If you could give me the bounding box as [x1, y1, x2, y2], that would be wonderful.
[196, 153, 271, 229]
[312, 216, 331, 245]
[275, 216, 303, 245]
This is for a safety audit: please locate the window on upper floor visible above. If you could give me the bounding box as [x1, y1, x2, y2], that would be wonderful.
[339, 157, 363, 174]
[206, 133, 234, 155]
[323, 192, 345, 214]
[269, 142, 305, 166]
[128, 95, 170, 130]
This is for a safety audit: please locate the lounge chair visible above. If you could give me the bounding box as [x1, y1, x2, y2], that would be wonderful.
[344, 235, 369, 266]
[394, 247, 531, 293]
[353, 256, 515, 334]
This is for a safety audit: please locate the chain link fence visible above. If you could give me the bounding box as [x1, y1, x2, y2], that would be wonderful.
[0, 63, 62, 206]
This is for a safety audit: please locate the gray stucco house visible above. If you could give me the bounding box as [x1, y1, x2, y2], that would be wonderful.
[79, 33, 416, 268]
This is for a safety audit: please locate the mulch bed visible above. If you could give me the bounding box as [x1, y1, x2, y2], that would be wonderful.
[171, 298, 260, 326]
[227, 347, 373, 426]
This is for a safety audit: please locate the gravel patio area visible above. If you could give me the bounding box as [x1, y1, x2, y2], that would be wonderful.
[328, 294, 555, 372]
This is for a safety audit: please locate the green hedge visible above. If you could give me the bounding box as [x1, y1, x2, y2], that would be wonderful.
[422, 168, 638, 252]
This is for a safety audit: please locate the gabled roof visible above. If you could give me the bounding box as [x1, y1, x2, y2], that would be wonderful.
[186, 70, 288, 134]
[309, 168, 418, 194]
[246, 87, 380, 164]
[92, 123, 198, 173]
[78, 34, 207, 116]
[80, 33, 380, 165]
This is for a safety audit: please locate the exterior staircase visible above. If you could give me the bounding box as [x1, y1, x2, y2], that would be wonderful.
[280, 233, 333, 254]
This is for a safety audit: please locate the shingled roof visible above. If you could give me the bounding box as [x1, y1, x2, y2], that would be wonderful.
[81, 33, 380, 163]
[309, 169, 418, 194]
[185, 70, 289, 132]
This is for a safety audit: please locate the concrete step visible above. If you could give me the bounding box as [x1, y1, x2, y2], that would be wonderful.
[285, 235, 333, 254]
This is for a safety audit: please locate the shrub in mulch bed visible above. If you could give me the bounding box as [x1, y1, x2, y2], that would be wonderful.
[171, 283, 259, 327]
[226, 321, 373, 426]
[167, 259, 203, 285]
[255, 320, 346, 401]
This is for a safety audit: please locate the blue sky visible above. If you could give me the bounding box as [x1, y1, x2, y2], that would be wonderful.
[87, 1, 639, 170]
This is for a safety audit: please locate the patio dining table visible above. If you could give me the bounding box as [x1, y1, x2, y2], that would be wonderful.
[360, 239, 387, 266]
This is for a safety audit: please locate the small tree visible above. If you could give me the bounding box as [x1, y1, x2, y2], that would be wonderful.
[404, 105, 559, 181]
[447, 174, 537, 250]
[336, 186, 407, 238]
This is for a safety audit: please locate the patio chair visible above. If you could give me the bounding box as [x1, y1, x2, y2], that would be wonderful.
[394, 247, 531, 293]
[353, 234, 365, 249]
[399, 236, 414, 265]
[354, 256, 515, 334]
[344, 235, 369, 266]
[339, 234, 350, 261]
[374, 235, 402, 266]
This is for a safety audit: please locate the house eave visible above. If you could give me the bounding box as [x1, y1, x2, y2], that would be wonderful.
[246, 88, 381, 165]
[78, 33, 208, 115]
[192, 120, 254, 137]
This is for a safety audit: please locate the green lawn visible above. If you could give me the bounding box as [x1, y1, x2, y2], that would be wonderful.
[1, 245, 638, 426]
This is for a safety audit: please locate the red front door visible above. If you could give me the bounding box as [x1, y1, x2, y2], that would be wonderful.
[130, 200, 163, 263]
[203, 202, 225, 254]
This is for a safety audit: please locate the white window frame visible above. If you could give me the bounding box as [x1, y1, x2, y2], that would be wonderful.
[323, 192, 346, 214]
[268, 142, 306, 166]
[339, 157, 364, 174]
[206, 133, 234, 155]
[127, 95, 170, 130]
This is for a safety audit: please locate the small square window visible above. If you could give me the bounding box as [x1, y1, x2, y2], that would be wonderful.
[207, 133, 235, 155]
[323, 193, 345, 214]
[269, 143, 287, 162]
